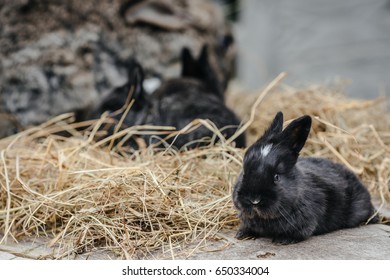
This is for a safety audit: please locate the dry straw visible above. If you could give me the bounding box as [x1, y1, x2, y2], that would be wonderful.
[1, 74, 389, 259]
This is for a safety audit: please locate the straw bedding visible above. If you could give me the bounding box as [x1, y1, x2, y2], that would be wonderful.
[0, 74, 389, 259]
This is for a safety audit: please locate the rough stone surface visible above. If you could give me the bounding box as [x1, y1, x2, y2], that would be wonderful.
[0, 0, 235, 134]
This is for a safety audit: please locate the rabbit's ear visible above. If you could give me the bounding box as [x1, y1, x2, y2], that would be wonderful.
[181, 47, 199, 77]
[197, 44, 209, 66]
[128, 60, 145, 101]
[281, 115, 312, 154]
[181, 45, 210, 79]
[260, 111, 284, 140]
[198, 44, 225, 99]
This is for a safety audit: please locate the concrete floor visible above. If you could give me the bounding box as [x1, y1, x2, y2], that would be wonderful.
[1, 198, 388, 260]
[0, 224, 389, 260]
[188, 224, 390, 260]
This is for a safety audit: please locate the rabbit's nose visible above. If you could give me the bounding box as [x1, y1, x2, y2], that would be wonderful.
[251, 199, 261, 205]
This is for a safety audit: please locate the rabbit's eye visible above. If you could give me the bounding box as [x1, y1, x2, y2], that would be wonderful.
[274, 174, 280, 183]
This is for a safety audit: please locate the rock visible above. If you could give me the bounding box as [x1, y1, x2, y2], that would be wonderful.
[0, 113, 21, 139]
[0, 0, 235, 136]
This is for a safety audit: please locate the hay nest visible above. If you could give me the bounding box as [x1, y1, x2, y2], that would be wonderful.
[0, 74, 389, 259]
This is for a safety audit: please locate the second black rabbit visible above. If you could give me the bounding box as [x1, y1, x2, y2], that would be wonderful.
[149, 45, 245, 148]
[81, 45, 245, 149]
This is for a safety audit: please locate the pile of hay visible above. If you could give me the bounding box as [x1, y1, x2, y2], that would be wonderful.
[0, 74, 389, 259]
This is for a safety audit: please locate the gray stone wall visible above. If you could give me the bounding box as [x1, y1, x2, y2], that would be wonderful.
[0, 0, 234, 136]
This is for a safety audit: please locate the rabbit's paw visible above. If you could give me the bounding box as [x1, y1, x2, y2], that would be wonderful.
[235, 228, 258, 240]
[272, 236, 304, 245]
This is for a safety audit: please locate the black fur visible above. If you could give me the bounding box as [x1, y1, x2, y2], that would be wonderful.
[77, 58, 149, 124]
[75, 58, 151, 149]
[79, 46, 245, 149]
[233, 112, 378, 244]
[149, 45, 244, 148]
[89, 58, 148, 121]
[181, 45, 224, 101]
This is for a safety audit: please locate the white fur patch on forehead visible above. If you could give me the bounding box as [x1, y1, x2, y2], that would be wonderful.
[260, 144, 273, 158]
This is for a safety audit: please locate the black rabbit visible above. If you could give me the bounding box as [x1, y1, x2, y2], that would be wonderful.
[233, 112, 378, 244]
[180, 45, 225, 101]
[81, 45, 245, 149]
[148, 45, 246, 149]
[74, 58, 152, 148]
[82, 58, 150, 126]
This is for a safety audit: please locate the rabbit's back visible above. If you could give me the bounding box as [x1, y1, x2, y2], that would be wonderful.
[151, 78, 245, 148]
[297, 157, 378, 234]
